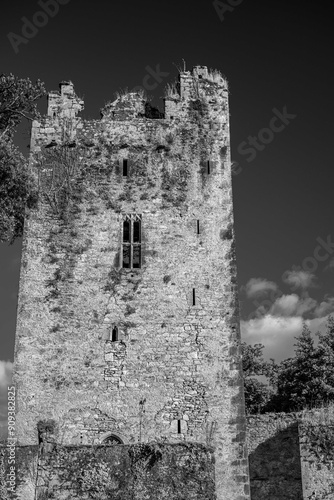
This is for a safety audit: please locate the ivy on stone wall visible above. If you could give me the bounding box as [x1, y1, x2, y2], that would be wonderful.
[129, 442, 163, 470]
[303, 422, 334, 465]
[36, 144, 86, 219]
[32, 443, 215, 500]
[36, 137, 120, 219]
[0, 449, 9, 500]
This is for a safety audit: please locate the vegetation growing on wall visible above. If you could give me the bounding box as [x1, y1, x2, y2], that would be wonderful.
[303, 422, 334, 465]
[31, 443, 215, 500]
[129, 442, 163, 470]
[0, 448, 9, 500]
[36, 144, 91, 220]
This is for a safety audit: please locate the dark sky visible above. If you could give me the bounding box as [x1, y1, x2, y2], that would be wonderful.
[1, 0, 334, 371]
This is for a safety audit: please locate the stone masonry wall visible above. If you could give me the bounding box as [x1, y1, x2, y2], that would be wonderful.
[13, 67, 250, 499]
[35, 442, 215, 500]
[247, 410, 334, 500]
[1, 443, 215, 500]
[2, 411, 334, 498]
[247, 413, 303, 500]
[0, 445, 38, 500]
[298, 411, 334, 500]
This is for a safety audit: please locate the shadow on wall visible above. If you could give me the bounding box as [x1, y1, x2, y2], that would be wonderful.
[249, 423, 303, 500]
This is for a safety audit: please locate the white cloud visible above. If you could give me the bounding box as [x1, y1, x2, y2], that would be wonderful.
[241, 272, 334, 362]
[242, 314, 301, 345]
[241, 315, 303, 361]
[241, 314, 328, 362]
[0, 361, 13, 388]
[249, 291, 319, 320]
[314, 297, 334, 317]
[269, 294, 317, 317]
[265, 293, 334, 320]
[242, 277, 278, 298]
[282, 269, 316, 290]
[269, 294, 299, 316]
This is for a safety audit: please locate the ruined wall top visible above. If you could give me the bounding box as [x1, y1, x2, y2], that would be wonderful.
[45, 66, 228, 124]
[47, 80, 84, 119]
[32, 65, 229, 153]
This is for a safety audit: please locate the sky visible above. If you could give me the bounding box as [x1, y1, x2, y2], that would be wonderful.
[1, 0, 334, 436]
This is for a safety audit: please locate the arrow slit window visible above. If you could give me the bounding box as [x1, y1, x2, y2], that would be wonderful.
[122, 214, 142, 269]
[123, 159, 128, 176]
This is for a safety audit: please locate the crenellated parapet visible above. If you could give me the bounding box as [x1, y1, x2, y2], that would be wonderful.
[30, 81, 84, 152]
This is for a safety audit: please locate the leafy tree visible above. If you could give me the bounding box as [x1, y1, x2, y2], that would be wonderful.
[0, 74, 45, 243]
[243, 318, 334, 414]
[241, 342, 273, 414]
[316, 315, 334, 402]
[0, 74, 45, 139]
[277, 323, 318, 411]
[268, 320, 334, 412]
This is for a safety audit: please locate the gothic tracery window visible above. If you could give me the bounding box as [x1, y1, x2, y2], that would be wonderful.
[102, 434, 123, 445]
[122, 214, 142, 269]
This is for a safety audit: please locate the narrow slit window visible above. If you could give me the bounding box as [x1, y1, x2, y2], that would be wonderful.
[111, 326, 118, 342]
[122, 215, 142, 269]
[123, 159, 128, 176]
[177, 420, 181, 434]
[207, 161, 211, 175]
[197, 220, 200, 235]
[192, 288, 196, 306]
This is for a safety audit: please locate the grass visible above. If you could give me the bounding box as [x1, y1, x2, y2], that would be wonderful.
[300, 402, 334, 425]
[113, 87, 146, 100]
[206, 68, 228, 88]
[164, 81, 179, 99]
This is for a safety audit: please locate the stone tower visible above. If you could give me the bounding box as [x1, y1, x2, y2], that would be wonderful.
[13, 66, 250, 499]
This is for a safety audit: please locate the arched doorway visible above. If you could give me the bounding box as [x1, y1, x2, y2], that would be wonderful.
[102, 434, 123, 445]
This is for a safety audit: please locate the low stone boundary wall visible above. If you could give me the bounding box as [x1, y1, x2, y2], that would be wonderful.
[247, 410, 334, 500]
[1, 442, 215, 500]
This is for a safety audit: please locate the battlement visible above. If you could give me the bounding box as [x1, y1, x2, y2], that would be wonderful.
[44, 66, 228, 125]
[47, 80, 84, 119]
[31, 66, 229, 158]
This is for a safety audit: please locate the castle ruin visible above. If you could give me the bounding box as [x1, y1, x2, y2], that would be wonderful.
[12, 66, 251, 499]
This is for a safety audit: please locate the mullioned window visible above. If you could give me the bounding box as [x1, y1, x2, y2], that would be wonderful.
[122, 214, 142, 269]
